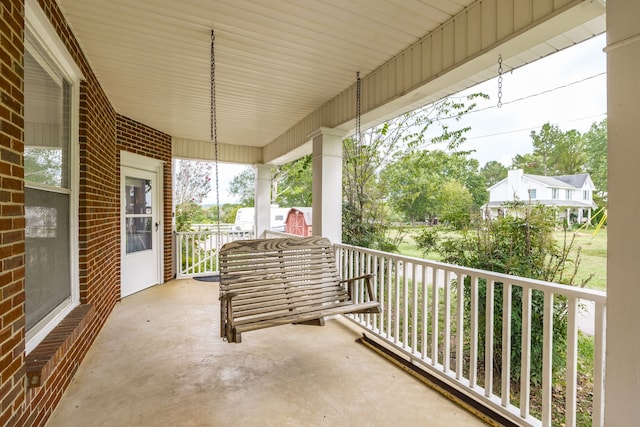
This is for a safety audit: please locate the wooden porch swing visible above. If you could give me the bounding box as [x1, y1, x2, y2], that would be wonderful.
[207, 33, 380, 343]
[218, 236, 380, 343]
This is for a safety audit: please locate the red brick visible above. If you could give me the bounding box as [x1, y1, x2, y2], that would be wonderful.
[0, 0, 173, 424]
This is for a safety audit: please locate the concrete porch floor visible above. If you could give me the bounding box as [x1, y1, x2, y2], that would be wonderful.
[47, 279, 487, 427]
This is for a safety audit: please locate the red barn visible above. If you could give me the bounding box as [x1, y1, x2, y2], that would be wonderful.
[285, 207, 313, 236]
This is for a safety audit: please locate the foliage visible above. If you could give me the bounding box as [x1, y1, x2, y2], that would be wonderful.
[583, 119, 607, 196]
[175, 201, 208, 231]
[174, 160, 212, 205]
[229, 157, 313, 208]
[425, 203, 591, 385]
[479, 160, 508, 188]
[273, 155, 312, 206]
[175, 202, 238, 231]
[435, 179, 474, 229]
[228, 167, 256, 206]
[380, 150, 484, 224]
[341, 93, 487, 249]
[220, 204, 241, 224]
[511, 122, 588, 176]
[341, 202, 403, 252]
[413, 226, 440, 255]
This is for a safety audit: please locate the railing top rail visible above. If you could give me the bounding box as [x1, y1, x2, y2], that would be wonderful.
[335, 242, 607, 304]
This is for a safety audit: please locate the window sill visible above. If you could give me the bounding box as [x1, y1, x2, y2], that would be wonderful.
[25, 304, 94, 388]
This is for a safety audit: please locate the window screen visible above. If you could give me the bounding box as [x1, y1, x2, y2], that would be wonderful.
[24, 38, 73, 332]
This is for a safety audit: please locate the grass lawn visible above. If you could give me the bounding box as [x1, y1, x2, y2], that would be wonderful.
[556, 228, 607, 291]
[390, 226, 607, 291]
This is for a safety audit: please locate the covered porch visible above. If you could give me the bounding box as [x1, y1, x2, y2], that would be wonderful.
[46, 279, 485, 427]
[3, 0, 640, 426]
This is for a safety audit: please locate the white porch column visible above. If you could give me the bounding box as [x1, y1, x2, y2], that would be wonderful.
[254, 164, 271, 238]
[605, 1, 640, 424]
[309, 127, 346, 243]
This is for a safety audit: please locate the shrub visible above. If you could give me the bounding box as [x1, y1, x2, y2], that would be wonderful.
[438, 202, 591, 386]
[414, 226, 440, 255]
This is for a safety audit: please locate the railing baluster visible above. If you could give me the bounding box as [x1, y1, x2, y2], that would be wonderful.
[520, 287, 532, 419]
[430, 267, 437, 365]
[502, 282, 512, 408]
[443, 270, 451, 372]
[386, 258, 393, 339]
[542, 291, 554, 427]
[402, 261, 409, 348]
[377, 255, 385, 336]
[411, 262, 419, 353]
[365, 253, 372, 326]
[593, 301, 606, 427]
[421, 265, 429, 360]
[470, 275, 479, 388]
[176, 233, 183, 278]
[186, 234, 192, 275]
[565, 295, 578, 427]
[485, 279, 495, 398]
[456, 272, 464, 380]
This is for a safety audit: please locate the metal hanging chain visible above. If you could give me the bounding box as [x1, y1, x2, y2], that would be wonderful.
[355, 71, 362, 166]
[497, 54, 503, 108]
[211, 30, 221, 246]
[356, 71, 361, 142]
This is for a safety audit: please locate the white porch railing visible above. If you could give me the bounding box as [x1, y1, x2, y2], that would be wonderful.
[178, 230, 606, 426]
[335, 242, 606, 427]
[175, 227, 252, 278]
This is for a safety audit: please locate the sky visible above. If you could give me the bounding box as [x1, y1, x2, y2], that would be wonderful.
[449, 33, 607, 166]
[203, 33, 607, 205]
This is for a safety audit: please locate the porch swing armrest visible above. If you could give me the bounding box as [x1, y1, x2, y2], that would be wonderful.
[339, 273, 374, 284]
[339, 274, 376, 301]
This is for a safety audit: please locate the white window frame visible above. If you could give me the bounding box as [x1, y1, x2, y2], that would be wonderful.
[25, 0, 84, 354]
[552, 188, 559, 199]
[566, 189, 573, 200]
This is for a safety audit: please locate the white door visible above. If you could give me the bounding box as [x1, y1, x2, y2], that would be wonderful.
[121, 166, 161, 297]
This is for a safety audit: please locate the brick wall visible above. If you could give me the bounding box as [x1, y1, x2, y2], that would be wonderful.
[116, 115, 173, 282]
[0, 0, 26, 426]
[0, 0, 176, 425]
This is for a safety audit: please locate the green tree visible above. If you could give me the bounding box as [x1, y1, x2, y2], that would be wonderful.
[530, 123, 565, 175]
[380, 150, 438, 224]
[342, 93, 487, 249]
[175, 201, 207, 231]
[380, 150, 483, 223]
[554, 129, 586, 175]
[479, 160, 508, 188]
[583, 119, 607, 196]
[228, 167, 255, 206]
[219, 204, 241, 224]
[228, 158, 313, 208]
[273, 155, 312, 206]
[511, 152, 540, 174]
[512, 123, 587, 176]
[435, 179, 474, 229]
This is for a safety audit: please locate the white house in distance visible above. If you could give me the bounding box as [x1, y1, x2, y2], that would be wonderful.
[483, 169, 597, 224]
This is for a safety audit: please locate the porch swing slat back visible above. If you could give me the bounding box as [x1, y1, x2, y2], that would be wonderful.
[219, 236, 381, 343]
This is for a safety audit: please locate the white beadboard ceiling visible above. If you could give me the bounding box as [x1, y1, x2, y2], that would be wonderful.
[57, 0, 604, 150]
